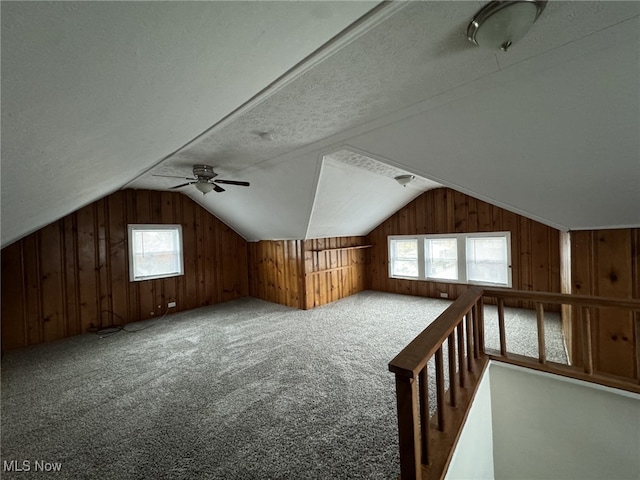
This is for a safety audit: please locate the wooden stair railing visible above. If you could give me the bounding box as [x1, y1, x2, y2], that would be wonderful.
[482, 288, 640, 395]
[388, 287, 487, 480]
[389, 288, 640, 480]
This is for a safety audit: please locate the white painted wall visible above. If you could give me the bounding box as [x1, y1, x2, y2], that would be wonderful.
[445, 366, 495, 480]
[490, 363, 640, 480]
[445, 362, 640, 479]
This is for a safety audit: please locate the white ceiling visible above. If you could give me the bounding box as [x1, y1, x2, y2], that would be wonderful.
[2, 1, 639, 247]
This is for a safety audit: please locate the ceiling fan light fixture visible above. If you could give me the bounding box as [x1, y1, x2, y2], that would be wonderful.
[394, 174, 415, 187]
[195, 181, 215, 194]
[467, 1, 547, 52]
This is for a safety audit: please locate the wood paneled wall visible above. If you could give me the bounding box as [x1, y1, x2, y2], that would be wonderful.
[366, 188, 561, 307]
[1, 189, 248, 350]
[569, 229, 639, 378]
[247, 240, 305, 309]
[247, 237, 369, 310]
[303, 237, 369, 309]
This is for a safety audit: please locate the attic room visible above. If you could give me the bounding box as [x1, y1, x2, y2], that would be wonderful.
[1, 1, 639, 479]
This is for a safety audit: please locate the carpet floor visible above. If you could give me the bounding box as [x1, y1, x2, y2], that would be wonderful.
[1, 291, 565, 479]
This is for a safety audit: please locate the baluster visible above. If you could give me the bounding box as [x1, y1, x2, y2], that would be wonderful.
[498, 298, 507, 357]
[456, 322, 466, 388]
[465, 313, 474, 372]
[476, 298, 486, 354]
[395, 374, 422, 480]
[435, 347, 445, 431]
[418, 368, 430, 465]
[582, 307, 593, 375]
[536, 303, 546, 364]
[471, 307, 480, 359]
[448, 333, 457, 407]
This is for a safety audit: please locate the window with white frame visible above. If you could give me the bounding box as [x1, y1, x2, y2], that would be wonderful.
[128, 224, 184, 282]
[388, 232, 511, 287]
[389, 238, 420, 278]
[425, 237, 458, 281]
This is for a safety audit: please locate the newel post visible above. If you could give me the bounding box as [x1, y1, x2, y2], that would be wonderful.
[395, 373, 422, 480]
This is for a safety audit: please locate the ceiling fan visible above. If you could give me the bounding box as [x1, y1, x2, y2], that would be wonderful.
[153, 164, 250, 195]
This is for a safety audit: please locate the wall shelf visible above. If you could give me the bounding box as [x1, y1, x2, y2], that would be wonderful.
[305, 265, 359, 276]
[308, 245, 372, 253]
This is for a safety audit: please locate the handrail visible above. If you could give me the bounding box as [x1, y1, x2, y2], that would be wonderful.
[388, 287, 487, 480]
[389, 287, 640, 480]
[389, 287, 483, 378]
[482, 288, 640, 394]
[483, 288, 640, 310]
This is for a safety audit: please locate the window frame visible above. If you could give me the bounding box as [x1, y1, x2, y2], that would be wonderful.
[127, 224, 184, 282]
[388, 237, 423, 279]
[388, 232, 512, 287]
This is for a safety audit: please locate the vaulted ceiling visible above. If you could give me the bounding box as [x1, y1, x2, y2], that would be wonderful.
[2, 1, 639, 247]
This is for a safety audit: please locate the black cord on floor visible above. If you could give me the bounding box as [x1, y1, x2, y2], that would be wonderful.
[90, 308, 169, 338]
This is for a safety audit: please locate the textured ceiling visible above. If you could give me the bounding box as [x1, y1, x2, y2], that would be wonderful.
[306, 149, 441, 239]
[2, 1, 639, 246]
[0, 1, 378, 246]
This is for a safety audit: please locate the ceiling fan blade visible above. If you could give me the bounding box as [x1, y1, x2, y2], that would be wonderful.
[214, 179, 250, 187]
[170, 182, 196, 189]
[213, 184, 225, 193]
[153, 174, 196, 180]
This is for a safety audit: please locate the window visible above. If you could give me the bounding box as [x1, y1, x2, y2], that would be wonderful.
[425, 237, 458, 281]
[466, 236, 509, 286]
[128, 224, 184, 282]
[389, 232, 511, 287]
[389, 238, 420, 278]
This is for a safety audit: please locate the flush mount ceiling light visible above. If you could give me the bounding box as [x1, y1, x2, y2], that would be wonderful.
[467, 0, 547, 52]
[394, 174, 415, 187]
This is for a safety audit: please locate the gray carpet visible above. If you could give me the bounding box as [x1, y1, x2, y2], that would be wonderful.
[1, 291, 565, 479]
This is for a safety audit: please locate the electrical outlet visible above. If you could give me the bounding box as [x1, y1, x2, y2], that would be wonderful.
[439, 292, 449, 299]
[168, 301, 176, 308]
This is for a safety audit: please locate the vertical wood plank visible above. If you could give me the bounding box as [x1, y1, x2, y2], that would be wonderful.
[195, 205, 206, 307]
[39, 222, 65, 342]
[159, 192, 177, 308]
[126, 191, 141, 322]
[453, 190, 468, 233]
[76, 204, 99, 332]
[96, 199, 113, 326]
[181, 197, 198, 310]
[107, 192, 130, 324]
[62, 215, 81, 337]
[1, 242, 27, 349]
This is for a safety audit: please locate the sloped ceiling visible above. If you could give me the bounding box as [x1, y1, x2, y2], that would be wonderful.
[0, 0, 379, 246]
[2, 1, 639, 247]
